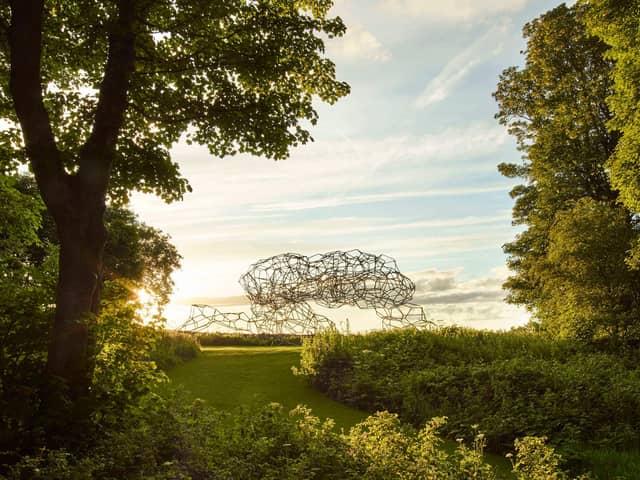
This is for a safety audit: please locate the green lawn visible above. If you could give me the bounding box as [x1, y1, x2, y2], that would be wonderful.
[168, 345, 514, 477]
[168, 346, 367, 430]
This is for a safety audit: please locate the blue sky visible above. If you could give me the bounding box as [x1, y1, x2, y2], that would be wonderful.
[132, 0, 565, 330]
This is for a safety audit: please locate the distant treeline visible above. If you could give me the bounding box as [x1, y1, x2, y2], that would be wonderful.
[192, 332, 305, 347]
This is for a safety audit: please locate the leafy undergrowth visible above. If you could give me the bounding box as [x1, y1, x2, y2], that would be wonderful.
[149, 330, 201, 370]
[1, 340, 587, 479]
[297, 328, 640, 478]
[4, 394, 582, 480]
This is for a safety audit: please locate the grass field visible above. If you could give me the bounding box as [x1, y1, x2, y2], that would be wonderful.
[168, 346, 367, 430]
[168, 345, 515, 477]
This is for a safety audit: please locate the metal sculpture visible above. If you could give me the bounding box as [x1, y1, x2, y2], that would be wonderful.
[250, 303, 335, 334]
[179, 249, 432, 334]
[180, 304, 254, 333]
[376, 303, 429, 330]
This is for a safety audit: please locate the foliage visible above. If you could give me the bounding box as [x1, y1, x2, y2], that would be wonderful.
[298, 329, 640, 469]
[0, 175, 55, 456]
[1, 394, 579, 480]
[575, 447, 640, 480]
[149, 330, 200, 371]
[297, 327, 357, 399]
[401, 354, 640, 452]
[91, 285, 169, 429]
[102, 207, 182, 309]
[511, 436, 571, 480]
[493, 3, 640, 342]
[0, 174, 186, 453]
[344, 413, 496, 480]
[0, 175, 44, 256]
[0, 0, 350, 201]
[11, 174, 183, 310]
[542, 198, 640, 341]
[583, 0, 640, 215]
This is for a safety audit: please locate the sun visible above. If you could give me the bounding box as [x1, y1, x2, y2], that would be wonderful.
[135, 288, 153, 306]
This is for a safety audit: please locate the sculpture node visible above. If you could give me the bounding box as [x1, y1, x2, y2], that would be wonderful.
[179, 249, 432, 334]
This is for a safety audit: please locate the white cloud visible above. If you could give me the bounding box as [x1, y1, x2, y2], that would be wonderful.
[327, 23, 392, 62]
[172, 213, 510, 244]
[381, 0, 529, 23]
[409, 266, 529, 329]
[416, 22, 510, 108]
[160, 223, 517, 301]
[253, 186, 511, 212]
[363, 229, 513, 259]
[132, 122, 509, 225]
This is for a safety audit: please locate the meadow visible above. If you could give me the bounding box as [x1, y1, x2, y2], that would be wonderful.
[168, 346, 366, 429]
[169, 344, 533, 478]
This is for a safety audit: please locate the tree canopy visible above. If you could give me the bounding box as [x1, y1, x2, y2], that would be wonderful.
[0, 0, 349, 202]
[494, 3, 640, 342]
[582, 0, 640, 215]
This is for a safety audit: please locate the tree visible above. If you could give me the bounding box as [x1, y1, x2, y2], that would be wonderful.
[0, 0, 349, 398]
[582, 0, 640, 214]
[12, 175, 181, 310]
[543, 198, 640, 342]
[102, 207, 181, 309]
[493, 4, 640, 341]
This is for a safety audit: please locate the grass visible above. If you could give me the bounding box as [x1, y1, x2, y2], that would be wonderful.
[168, 345, 515, 478]
[168, 346, 367, 430]
[578, 448, 640, 479]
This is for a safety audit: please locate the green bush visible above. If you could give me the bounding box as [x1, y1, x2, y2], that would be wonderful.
[298, 329, 640, 456]
[0, 279, 200, 459]
[149, 330, 201, 370]
[401, 354, 640, 451]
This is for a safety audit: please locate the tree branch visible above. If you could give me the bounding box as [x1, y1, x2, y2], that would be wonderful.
[8, 0, 66, 209]
[79, 0, 137, 193]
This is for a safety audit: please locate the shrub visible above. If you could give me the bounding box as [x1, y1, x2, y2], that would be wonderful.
[3, 395, 580, 480]
[149, 330, 200, 370]
[511, 436, 569, 480]
[298, 329, 640, 456]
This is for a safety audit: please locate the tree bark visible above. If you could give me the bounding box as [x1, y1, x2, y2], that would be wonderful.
[47, 188, 107, 398]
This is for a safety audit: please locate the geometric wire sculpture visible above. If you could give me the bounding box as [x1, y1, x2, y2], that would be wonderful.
[179, 249, 433, 334]
[179, 305, 254, 333]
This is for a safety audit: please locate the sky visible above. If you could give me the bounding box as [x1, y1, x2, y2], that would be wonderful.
[131, 0, 566, 331]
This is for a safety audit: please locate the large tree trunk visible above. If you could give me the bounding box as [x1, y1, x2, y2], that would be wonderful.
[47, 189, 107, 399]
